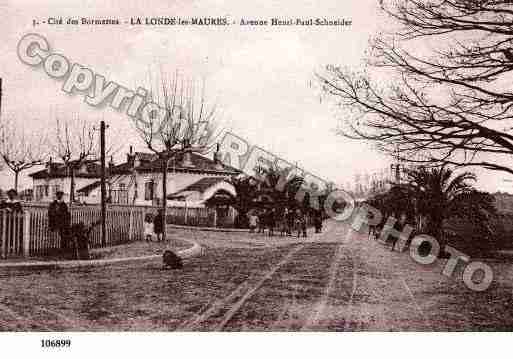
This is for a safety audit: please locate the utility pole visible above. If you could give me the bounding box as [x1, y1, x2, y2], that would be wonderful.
[100, 121, 107, 246]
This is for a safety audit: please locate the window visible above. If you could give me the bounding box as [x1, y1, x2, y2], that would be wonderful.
[144, 181, 154, 201]
[34, 185, 48, 201]
[111, 189, 128, 204]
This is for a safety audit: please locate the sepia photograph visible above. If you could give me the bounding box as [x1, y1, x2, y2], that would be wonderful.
[0, 0, 512, 357]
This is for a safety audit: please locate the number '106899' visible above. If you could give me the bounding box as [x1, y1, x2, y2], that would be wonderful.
[41, 339, 71, 348]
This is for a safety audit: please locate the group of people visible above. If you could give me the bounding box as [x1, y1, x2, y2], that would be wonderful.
[143, 209, 165, 242]
[368, 212, 409, 251]
[248, 208, 324, 238]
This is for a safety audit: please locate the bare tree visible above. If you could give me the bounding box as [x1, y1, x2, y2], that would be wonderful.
[50, 116, 100, 205]
[132, 71, 222, 240]
[318, 0, 513, 175]
[0, 118, 47, 191]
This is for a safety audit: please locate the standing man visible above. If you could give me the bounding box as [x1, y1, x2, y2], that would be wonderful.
[248, 211, 258, 233]
[257, 209, 266, 234]
[2, 189, 22, 212]
[154, 209, 165, 242]
[314, 210, 323, 234]
[267, 208, 276, 237]
[48, 191, 71, 255]
[390, 212, 407, 251]
[286, 207, 295, 236]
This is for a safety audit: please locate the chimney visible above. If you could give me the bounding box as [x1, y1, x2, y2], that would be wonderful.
[214, 143, 223, 170]
[181, 139, 194, 167]
[182, 149, 194, 167]
[127, 146, 135, 168]
[46, 157, 53, 174]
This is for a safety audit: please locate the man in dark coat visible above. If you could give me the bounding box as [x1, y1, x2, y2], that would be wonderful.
[286, 208, 295, 236]
[48, 191, 71, 253]
[154, 209, 164, 241]
[257, 209, 266, 234]
[314, 210, 323, 233]
[1, 189, 22, 212]
[267, 208, 276, 237]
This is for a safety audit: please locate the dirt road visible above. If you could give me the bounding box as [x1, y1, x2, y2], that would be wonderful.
[1, 220, 512, 331]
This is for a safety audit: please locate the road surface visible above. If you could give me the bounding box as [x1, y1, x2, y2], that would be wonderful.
[0, 220, 512, 331]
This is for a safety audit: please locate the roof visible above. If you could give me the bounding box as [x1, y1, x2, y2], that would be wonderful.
[167, 177, 234, 200]
[176, 177, 228, 193]
[76, 181, 101, 195]
[29, 160, 102, 179]
[112, 150, 240, 176]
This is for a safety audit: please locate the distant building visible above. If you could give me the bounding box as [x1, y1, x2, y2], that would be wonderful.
[29, 160, 102, 203]
[107, 147, 239, 207]
[492, 192, 513, 213]
[18, 188, 33, 202]
[28, 147, 240, 208]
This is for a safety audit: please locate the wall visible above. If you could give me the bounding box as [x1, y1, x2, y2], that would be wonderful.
[33, 177, 98, 203]
[127, 171, 232, 206]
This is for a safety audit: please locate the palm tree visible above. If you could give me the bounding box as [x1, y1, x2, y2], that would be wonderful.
[229, 175, 258, 227]
[254, 164, 305, 209]
[404, 166, 496, 248]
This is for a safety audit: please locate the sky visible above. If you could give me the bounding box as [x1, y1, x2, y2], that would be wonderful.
[0, 0, 509, 193]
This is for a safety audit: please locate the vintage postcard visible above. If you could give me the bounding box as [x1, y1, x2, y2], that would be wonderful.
[0, 0, 511, 357]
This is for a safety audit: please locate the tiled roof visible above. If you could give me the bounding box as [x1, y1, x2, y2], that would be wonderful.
[179, 177, 227, 193]
[167, 177, 232, 199]
[29, 160, 102, 179]
[76, 181, 101, 195]
[113, 150, 240, 175]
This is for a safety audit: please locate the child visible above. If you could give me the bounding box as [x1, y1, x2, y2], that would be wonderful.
[249, 213, 258, 233]
[295, 209, 307, 238]
[144, 213, 154, 242]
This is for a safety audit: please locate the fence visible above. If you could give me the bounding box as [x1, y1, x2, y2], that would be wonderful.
[0, 205, 146, 258]
[0, 203, 236, 259]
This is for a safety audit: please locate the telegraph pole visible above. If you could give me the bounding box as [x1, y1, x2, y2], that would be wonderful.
[100, 121, 107, 246]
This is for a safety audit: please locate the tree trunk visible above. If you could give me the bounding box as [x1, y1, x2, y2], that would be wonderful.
[162, 157, 168, 241]
[14, 171, 19, 192]
[428, 213, 445, 255]
[69, 166, 75, 205]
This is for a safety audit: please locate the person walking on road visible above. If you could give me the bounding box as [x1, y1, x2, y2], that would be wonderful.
[314, 210, 323, 233]
[257, 209, 266, 234]
[285, 207, 295, 236]
[267, 208, 276, 237]
[390, 213, 407, 251]
[296, 209, 307, 238]
[249, 212, 258, 233]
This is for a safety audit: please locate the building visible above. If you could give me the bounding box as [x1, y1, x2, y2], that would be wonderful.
[107, 147, 240, 207]
[29, 147, 240, 208]
[29, 160, 102, 203]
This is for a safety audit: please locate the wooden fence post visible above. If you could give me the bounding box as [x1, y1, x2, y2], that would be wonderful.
[1, 211, 6, 259]
[23, 211, 30, 258]
[213, 208, 217, 228]
[184, 206, 188, 226]
[128, 209, 134, 242]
